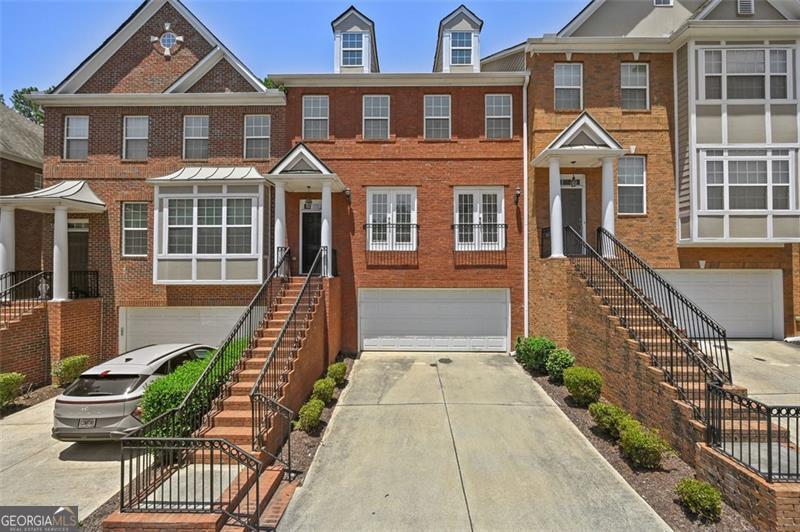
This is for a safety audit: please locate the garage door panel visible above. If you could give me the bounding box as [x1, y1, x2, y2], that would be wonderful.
[359, 289, 508, 352]
[120, 306, 246, 352]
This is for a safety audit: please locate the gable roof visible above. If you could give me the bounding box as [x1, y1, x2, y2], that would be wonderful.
[0, 106, 43, 168]
[531, 111, 625, 167]
[269, 143, 335, 176]
[53, 0, 266, 94]
[692, 0, 792, 20]
[433, 4, 483, 71]
[330, 5, 380, 72]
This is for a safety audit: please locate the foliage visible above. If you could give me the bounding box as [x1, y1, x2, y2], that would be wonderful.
[676, 478, 722, 522]
[563, 367, 603, 407]
[311, 378, 335, 404]
[589, 402, 632, 439]
[619, 422, 672, 469]
[140, 358, 210, 424]
[51, 355, 90, 385]
[10, 86, 53, 125]
[327, 362, 348, 386]
[262, 77, 286, 93]
[514, 336, 556, 373]
[544, 348, 575, 383]
[295, 399, 324, 432]
[0, 372, 26, 408]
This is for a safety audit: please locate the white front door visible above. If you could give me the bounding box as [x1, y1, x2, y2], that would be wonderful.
[358, 288, 509, 352]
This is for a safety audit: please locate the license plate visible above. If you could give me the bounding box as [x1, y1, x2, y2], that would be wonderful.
[78, 418, 96, 429]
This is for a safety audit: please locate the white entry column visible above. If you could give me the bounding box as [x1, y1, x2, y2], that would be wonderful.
[273, 181, 286, 266]
[320, 181, 333, 276]
[601, 157, 616, 238]
[548, 158, 564, 258]
[0, 207, 15, 276]
[52, 206, 69, 301]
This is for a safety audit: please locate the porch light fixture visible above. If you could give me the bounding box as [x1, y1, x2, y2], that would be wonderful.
[344, 187, 351, 204]
[304, 186, 313, 210]
[514, 186, 521, 206]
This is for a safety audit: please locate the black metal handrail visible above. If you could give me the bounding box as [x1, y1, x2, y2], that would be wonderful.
[251, 246, 327, 459]
[0, 270, 99, 302]
[597, 227, 732, 382]
[0, 272, 50, 328]
[707, 384, 799, 482]
[120, 248, 291, 527]
[452, 223, 507, 251]
[565, 227, 725, 421]
[364, 223, 418, 251]
[68, 270, 100, 299]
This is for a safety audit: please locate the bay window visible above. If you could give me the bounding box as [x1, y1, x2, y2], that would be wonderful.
[700, 47, 792, 101]
[702, 149, 795, 211]
[366, 187, 417, 251]
[453, 188, 505, 251]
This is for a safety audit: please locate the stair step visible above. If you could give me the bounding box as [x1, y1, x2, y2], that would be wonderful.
[222, 395, 253, 410]
[213, 409, 254, 427]
[244, 357, 268, 370]
[204, 426, 253, 445]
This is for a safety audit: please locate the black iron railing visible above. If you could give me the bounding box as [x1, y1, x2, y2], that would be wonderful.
[707, 384, 799, 482]
[597, 228, 731, 381]
[565, 228, 726, 421]
[68, 270, 100, 299]
[364, 223, 418, 252]
[251, 246, 326, 460]
[452, 224, 507, 251]
[0, 270, 99, 301]
[120, 248, 291, 528]
[0, 272, 50, 328]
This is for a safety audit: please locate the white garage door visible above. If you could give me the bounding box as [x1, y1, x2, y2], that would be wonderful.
[656, 270, 783, 339]
[359, 289, 509, 352]
[119, 306, 246, 352]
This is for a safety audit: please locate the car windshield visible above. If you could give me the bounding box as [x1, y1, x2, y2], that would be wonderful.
[63, 375, 142, 397]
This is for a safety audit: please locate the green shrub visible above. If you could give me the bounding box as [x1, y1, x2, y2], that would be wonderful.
[295, 399, 324, 432]
[51, 355, 90, 385]
[676, 478, 722, 522]
[0, 372, 26, 409]
[311, 378, 335, 404]
[563, 367, 603, 407]
[544, 348, 575, 383]
[514, 336, 556, 373]
[327, 362, 347, 386]
[140, 357, 210, 425]
[620, 423, 672, 469]
[589, 402, 634, 439]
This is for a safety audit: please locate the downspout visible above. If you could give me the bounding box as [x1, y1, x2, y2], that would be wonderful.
[522, 67, 531, 338]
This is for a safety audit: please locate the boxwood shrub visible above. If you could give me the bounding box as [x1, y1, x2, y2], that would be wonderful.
[140, 357, 210, 424]
[0, 372, 26, 409]
[619, 422, 672, 469]
[295, 398, 324, 432]
[52, 354, 90, 386]
[515, 336, 556, 373]
[544, 348, 575, 383]
[311, 377, 335, 404]
[676, 478, 722, 522]
[327, 362, 347, 386]
[588, 402, 633, 440]
[563, 367, 603, 406]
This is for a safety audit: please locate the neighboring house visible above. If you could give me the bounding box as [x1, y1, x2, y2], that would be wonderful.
[483, 0, 800, 341]
[0, 105, 44, 273]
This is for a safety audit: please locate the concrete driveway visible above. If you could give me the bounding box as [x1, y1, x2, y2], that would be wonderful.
[280, 352, 668, 532]
[0, 397, 120, 519]
[728, 340, 800, 405]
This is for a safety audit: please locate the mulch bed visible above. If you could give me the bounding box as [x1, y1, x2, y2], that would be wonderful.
[0, 383, 62, 419]
[532, 373, 755, 532]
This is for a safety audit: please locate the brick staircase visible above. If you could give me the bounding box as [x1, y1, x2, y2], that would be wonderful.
[0, 300, 45, 330]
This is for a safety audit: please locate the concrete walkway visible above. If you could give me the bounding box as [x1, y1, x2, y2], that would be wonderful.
[280, 352, 669, 532]
[0, 397, 120, 518]
[728, 340, 800, 405]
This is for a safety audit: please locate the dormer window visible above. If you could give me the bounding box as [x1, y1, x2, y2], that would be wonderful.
[451, 32, 473, 65]
[342, 33, 363, 67]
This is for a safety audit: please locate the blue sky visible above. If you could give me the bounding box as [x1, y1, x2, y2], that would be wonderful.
[0, 0, 585, 98]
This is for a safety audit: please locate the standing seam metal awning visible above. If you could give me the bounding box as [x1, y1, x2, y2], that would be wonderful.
[146, 166, 268, 184]
[0, 180, 106, 213]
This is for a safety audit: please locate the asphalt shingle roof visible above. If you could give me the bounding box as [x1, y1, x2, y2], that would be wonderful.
[0, 105, 44, 166]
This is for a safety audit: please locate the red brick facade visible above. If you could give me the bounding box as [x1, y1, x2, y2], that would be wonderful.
[0, 305, 49, 386]
[0, 158, 43, 271]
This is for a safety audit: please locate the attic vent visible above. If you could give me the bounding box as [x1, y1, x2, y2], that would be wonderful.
[653, 0, 673, 6]
[737, 0, 755, 15]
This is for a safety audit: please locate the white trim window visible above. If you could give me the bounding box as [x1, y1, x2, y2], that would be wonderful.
[554, 63, 583, 110]
[618, 156, 647, 214]
[702, 149, 795, 211]
[183, 115, 209, 159]
[453, 187, 506, 251]
[424, 94, 451, 139]
[485, 94, 512, 139]
[244, 114, 270, 159]
[64, 116, 89, 160]
[123, 116, 148, 161]
[363, 95, 389, 140]
[621, 63, 649, 110]
[33, 173, 43, 190]
[226, 198, 253, 254]
[366, 187, 417, 251]
[450, 31, 473, 65]
[122, 202, 148, 257]
[700, 47, 792, 101]
[341, 32, 363, 67]
[167, 198, 194, 254]
[303, 95, 329, 140]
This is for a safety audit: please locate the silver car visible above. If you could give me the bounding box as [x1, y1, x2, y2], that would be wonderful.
[52, 343, 213, 441]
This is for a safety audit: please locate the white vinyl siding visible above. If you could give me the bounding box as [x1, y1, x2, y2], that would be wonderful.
[621, 63, 649, 110]
[303, 95, 329, 140]
[554, 63, 582, 110]
[122, 202, 148, 257]
[618, 156, 647, 214]
[64, 116, 89, 160]
[123, 116, 148, 160]
[366, 187, 417, 251]
[424, 95, 451, 140]
[485, 94, 512, 139]
[244, 115, 270, 159]
[363, 95, 389, 140]
[183, 115, 209, 159]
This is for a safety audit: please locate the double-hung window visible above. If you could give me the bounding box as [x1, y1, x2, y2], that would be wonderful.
[342, 32, 363, 67]
[64, 116, 89, 160]
[454, 188, 505, 250]
[244, 115, 270, 159]
[226, 198, 253, 254]
[485, 94, 512, 139]
[121, 202, 148, 257]
[554, 63, 582, 110]
[424, 95, 451, 139]
[363, 95, 389, 140]
[303, 95, 329, 140]
[703, 149, 794, 211]
[450, 31, 473, 65]
[366, 188, 417, 251]
[701, 48, 791, 100]
[183, 115, 209, 159]
[123, 116, 148, 160]
[617, 156, 647, 214]
[167, 199, 194, 254]
[621, 63, 649, 110]
[197, 199, 223, 254]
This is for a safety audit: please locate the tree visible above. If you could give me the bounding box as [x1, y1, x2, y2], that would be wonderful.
[11, 86, 54, 125]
